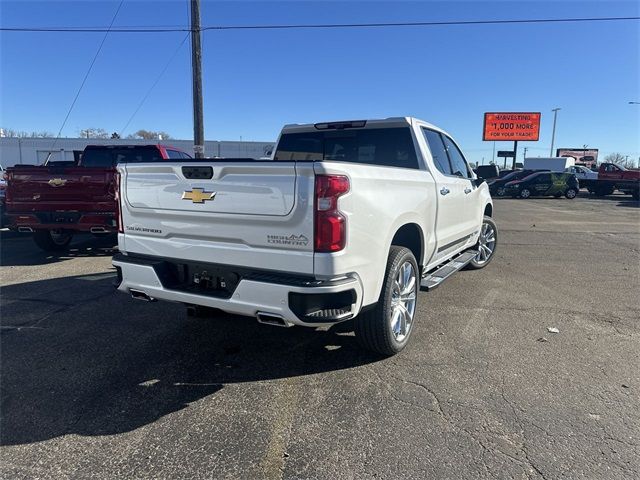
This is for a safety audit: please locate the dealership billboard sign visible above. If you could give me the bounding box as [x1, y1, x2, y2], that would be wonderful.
[483, 112, 541, 141]
[556, 148, 599, 166]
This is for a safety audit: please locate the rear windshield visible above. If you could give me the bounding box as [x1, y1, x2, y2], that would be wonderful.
[274, 127, 419, 169]
[500, 171, 519, 181]
[81, 147, 164, 167]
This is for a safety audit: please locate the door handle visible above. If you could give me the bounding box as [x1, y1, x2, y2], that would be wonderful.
[464, 187, 472, 194]
[440, 187, 450, 196]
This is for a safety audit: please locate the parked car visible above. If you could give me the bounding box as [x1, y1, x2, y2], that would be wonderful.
[498, 169, 516, 178]
[5, 144, 191, 251]
[113, 117, 497, 356]
[566, 165, 598, 181]
[504, 172, 579, 199]
[488, 169, 548, 197]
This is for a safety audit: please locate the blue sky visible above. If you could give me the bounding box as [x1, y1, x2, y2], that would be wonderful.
[1, 0, 639, 163]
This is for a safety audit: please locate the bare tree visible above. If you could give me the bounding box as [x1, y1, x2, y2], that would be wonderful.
[603, 153, 638, 168]
[78, 128, 110, 139]
[1, 128, 54, 138]
[30, 130, 55, 138]
[127, 129, 172, 140]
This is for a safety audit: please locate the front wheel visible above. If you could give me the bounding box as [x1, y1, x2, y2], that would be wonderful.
[565, 188, 578, 199]
[495, 187, 506, 197]
[33, 230, 73, 252]
[354, 246, 418, 356]
[466, 216, 498, 270]
[519, 188, 531, 199]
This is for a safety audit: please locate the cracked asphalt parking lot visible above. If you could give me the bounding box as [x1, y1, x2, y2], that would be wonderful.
[1, 195, 639, 479]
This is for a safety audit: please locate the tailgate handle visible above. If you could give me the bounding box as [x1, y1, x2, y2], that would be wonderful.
[182, 166, 213, 179]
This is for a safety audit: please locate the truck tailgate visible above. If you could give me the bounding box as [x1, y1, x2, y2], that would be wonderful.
[6, 166, 114, 212]
[120, 162, 315, 275]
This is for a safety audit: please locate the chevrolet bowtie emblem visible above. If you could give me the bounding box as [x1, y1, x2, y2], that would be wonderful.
[182, 188, 216, 204]
[48, 178, 67, 187]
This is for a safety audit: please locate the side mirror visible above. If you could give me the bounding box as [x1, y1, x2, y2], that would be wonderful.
[473, 177, 486, 187]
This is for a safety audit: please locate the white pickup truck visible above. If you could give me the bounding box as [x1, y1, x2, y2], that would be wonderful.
[113, 117, 496, 355]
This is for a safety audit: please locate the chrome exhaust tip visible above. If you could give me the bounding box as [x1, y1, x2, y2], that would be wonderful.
[130, 289, 155, 302]
[18, 227, 34, 233]
[90, 227, 109, 234]
[256, 312, 290, 328]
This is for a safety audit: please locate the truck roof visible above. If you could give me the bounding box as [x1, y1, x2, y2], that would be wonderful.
[280, 117, 446, 135]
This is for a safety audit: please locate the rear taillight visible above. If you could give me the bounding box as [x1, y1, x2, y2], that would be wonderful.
[314, 175, 350, 252]
[115, 172, 123, 233]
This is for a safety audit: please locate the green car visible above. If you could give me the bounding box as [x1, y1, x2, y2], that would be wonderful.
[503, 172, 580, 199]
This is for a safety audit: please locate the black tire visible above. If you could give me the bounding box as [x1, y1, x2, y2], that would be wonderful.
[519, 188, 531, 199]
[466, 216, 498, 270]
[33, 230, 73, 252]
[565, 188, 578, 199]
[354, 246, 418, 356]
[496, 187, 505, 197]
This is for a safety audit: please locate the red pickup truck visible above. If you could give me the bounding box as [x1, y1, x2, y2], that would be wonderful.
[5, 144, 190, 251]
[579, 163, 640, 199]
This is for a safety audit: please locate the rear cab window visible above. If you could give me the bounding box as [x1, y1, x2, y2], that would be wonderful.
[81, 146, 165, 167]
[274, 127, 419, 169]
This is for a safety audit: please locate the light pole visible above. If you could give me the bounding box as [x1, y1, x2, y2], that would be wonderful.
[550, 107, 561, 156]
[190, 0, 205, 158]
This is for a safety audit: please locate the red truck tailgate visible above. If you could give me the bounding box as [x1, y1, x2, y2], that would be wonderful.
[6, 166, 115, 212]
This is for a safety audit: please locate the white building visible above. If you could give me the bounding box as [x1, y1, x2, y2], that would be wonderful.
[0, 137, 276, 167]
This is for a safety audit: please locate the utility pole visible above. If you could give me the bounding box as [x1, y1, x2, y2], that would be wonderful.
[550, 107, 561, 157]
[190, 0, 205, 158]
[523, 147, 528, 163]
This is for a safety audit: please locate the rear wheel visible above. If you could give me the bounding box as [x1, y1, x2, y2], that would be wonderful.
[496, 187, 506, 197]
[33, 230, 73, 252]
[565, 188, 578, 199]
[466, 216, 498, 270]
[519, 188, 531, 199]
[354, 246, 418, 356]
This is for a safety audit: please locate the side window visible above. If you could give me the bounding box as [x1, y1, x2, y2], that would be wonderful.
[166, 149, 182, 160]
[180, 151, 192, 159]
[442, 135, 471, 179]
[422, 128, 452, 175]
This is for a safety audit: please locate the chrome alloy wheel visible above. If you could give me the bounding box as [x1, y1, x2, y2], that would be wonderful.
[475, 221, 496, 265]
[390, 261, 417, 342]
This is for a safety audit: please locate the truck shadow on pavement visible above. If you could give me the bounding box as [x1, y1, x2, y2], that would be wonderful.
[0, 232, 118, 267]
[0, 272, 381, 446]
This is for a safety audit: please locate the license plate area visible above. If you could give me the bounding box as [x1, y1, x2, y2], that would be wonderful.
[156, 261, 240, 299]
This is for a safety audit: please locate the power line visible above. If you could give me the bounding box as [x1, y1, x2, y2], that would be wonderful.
[50, 0, 125, 148]
[2, 16, 639, 33]
[119, 33, 190, 137]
